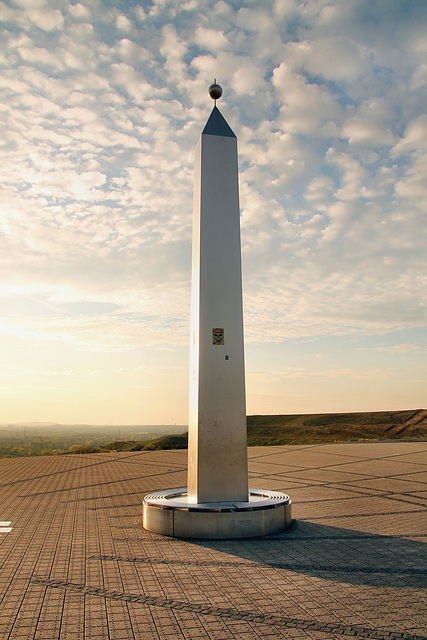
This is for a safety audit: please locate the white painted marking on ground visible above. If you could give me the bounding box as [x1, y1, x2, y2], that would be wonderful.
[0, 521, 12, 536]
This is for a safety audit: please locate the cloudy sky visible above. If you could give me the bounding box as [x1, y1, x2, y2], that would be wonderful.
[0, 0, 426, 425]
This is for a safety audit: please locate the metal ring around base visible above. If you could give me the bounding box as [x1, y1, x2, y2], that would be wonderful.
[143, 488, 292, 539]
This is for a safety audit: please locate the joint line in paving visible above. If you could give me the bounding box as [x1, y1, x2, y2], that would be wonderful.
[89, 553, 427, 576]
[31, 577, 427, 640]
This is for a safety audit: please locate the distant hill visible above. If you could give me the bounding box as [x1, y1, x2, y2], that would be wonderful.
[80, 433, 189, 454]
[82, 409, 426, 453]
[0, 424, 186, 458]
[131, 433, 189, 451]
[246, 409, 427, 445]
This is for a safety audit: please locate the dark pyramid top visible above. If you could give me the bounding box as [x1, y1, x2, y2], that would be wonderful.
[202, 106, 236, 138]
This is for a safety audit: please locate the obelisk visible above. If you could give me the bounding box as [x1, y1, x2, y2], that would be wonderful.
[187, 82, 248, 503]
[142, 83, 292, 538]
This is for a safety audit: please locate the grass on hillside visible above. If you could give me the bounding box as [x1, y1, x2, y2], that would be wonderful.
[246, 409, 427, 445]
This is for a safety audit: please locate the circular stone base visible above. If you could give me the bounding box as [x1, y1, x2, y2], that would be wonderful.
[143, 488, 292, 539]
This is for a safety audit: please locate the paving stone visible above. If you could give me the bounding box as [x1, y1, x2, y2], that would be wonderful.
[0, 443, 426, 640]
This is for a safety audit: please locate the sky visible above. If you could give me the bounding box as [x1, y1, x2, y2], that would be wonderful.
[0, 0, 426, 426]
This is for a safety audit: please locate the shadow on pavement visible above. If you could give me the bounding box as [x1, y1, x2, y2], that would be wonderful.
[190, 520, 427, 589]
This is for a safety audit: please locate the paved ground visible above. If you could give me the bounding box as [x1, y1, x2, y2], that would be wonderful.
[0, 441, 426, 640]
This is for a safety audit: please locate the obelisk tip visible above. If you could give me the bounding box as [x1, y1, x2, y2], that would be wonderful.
[208, 80, 222, 105]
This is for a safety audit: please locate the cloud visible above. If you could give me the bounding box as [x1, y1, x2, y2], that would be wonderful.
[392, 115, 427, 154]
[394, 154, 427, 205]
[68, 3, 91, 19]
[194, 27, 229, 52]
[342, 118, 396, 147]
[28, 8, 64, 32]
[370, 344, 427, 354]
[272, 62, 344, 137]
[116, 14, 133, 31]
[0, 311, 187, 353]
[250, 367, 396, 380]
[304, 176, 335, 207]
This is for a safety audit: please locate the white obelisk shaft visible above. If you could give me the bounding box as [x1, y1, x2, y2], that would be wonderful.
[188, 107, 248, 504]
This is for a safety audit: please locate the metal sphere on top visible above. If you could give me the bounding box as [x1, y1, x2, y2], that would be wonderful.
[208, 81, 222, 101]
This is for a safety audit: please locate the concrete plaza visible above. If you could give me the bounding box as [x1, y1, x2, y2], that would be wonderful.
[0, 441, 426, 640]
